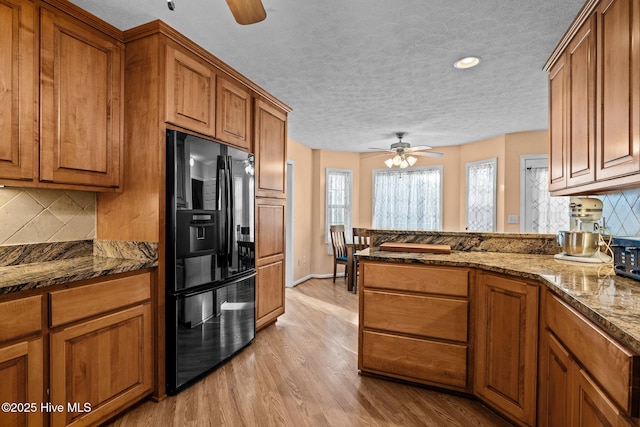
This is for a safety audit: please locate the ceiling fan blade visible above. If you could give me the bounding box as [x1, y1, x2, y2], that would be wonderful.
[226, 0, 266, 25]
[407, 145, 433, 151]
[368, 147, 395, 152]
[412, 151, 444, 158]
[362, 152, 393, 159]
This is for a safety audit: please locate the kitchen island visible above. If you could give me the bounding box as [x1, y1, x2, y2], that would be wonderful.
[357, 230, 640, 427]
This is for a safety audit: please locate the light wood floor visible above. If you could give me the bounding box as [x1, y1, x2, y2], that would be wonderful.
[107, 278, 513, 426]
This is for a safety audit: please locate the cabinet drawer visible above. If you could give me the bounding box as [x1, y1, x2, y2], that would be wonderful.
[0, 296, 42, 342]
[363, 290, 468, 342]
[362, 262, 469, 296]
[50, 272, 151, 327]
[546, 293, 640, 415]
[361, 330, 467, 388]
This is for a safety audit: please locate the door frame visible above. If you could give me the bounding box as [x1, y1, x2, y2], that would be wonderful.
[286, 160, 294, 287]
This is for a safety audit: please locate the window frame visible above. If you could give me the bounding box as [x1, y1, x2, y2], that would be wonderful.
[325, 168, 353, 244]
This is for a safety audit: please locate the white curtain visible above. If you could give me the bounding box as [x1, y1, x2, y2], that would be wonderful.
[467, 160, 496, 231]
[372, 167, 442, 230]
[527, 166, 568, 233]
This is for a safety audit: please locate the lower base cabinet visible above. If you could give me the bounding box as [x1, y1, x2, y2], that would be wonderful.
[0, 339, 44, 427]
[539, 291, 639, 427]
[475, 272, 539, 427]
[50, 304, 152, 427]
[48, 272, 154, 427]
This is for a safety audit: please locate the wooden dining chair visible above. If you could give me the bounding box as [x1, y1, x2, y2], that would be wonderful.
[352, 227, 370, 289]
[329, 225, 349, 283]
[352, 227, 370, 252]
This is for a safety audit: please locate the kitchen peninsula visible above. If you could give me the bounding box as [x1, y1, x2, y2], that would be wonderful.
[358, 230, 640, 427]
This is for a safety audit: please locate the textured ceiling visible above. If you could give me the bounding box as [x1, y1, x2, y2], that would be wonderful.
[69, 0, 585, 152]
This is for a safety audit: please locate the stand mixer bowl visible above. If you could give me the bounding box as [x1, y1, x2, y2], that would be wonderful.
[557, 231, 600, 257]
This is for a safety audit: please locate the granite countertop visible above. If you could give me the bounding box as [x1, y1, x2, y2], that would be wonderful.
[0, 240, 158, 295]
[358, 248, 640, 355]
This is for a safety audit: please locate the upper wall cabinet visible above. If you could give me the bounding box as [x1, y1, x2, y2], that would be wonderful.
[546, 0, 640, 195]
[0, 0, 35, 182]
[216, 76, 252, 150]
[254, 98, 287, 198]
[166, 45, 216, 137]
[39, 5, 123, 190]
[596, 0, 640, 181]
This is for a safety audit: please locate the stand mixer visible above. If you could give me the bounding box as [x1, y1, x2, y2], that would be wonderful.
[555, 197, 612, 263]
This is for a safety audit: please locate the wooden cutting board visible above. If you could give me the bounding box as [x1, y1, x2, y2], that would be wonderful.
[379, 242, 451, 254]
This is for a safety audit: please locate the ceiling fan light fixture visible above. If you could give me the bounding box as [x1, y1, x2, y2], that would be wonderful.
[407, 155, 418, 166]
[384, 158, 394, 168]
[454, 56, 481, 69]
[399, 159, 409, 168]
[392, 155, 402, 166]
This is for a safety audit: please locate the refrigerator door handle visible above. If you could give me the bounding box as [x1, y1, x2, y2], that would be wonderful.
[226, 156, 235, 258]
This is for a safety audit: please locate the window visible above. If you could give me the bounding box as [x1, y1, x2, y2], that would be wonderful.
[325, 168, 352, 243]
[466, 158, 497, 231]
[372, 166, 443, 230]
[521, 156, 569, 233]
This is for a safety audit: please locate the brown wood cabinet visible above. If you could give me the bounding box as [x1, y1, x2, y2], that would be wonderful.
[255, 197, 285, 330]
[39, 4, 123, 189]
[216, 76, 252, 150]
[254, 98, 287, 198]
[358, 262, 471, 392]
[546, 0, 640, 195]
[166, 45, 216, 137]
[475, 272, 539, 426]
[595, 0, 640, 181]
[48, 272, 153, 427]
[540, 332, 635, 427]
[0, 295, 44, 427]
[539, 291, 640, 425]
[0, 0, 36, 182]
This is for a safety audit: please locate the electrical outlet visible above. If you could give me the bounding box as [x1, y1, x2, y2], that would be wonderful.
[508, 215, 519, 224]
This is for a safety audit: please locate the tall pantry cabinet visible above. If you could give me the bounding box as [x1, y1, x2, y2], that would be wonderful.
[97, 21, 290, 397]
[254, 99, 288, 330]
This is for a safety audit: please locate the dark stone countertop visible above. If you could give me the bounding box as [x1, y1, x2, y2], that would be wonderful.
[0, 240, 158, 295]
[357, 248, 640, 355]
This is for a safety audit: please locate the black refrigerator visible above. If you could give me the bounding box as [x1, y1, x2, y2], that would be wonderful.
[166, 130, 256, 395]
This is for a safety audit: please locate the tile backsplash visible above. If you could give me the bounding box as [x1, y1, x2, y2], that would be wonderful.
[0, 187, 95, 246]
[597, 188, 640, 237]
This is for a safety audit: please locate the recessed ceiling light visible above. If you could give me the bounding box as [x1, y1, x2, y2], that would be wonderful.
[454, 56, 481, 69]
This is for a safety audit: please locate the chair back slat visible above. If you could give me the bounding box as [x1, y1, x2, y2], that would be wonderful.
[329, 224, 348, 258]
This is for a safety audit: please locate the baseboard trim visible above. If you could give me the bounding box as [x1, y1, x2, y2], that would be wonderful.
[290, 273, 346, 287]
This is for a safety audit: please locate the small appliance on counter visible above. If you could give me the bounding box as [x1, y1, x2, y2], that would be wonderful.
[555, 197, 613, 264]
[612, 237, 640, 282]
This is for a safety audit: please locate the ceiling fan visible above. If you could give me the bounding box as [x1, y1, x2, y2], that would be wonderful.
[368, 132, 443, 168]
[167, 0, 266, 25]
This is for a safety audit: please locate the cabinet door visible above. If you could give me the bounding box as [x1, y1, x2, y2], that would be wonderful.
[255, 198, 285, 330]
[549, 55, 567, 192]
[254, 99, 287, 198]
[596, 0, 640, 180]
[566, 14, 596, 187]
[216, 76, 251, 150]
[256, 259, 284, 330]
[0, 339, 43, 427]
[573, 368, 634, 427]
[0, 0, 35, 182]
[50, 303, 153, 427]
[539, 331, 572, 427]
[40, 8, 122, 189]
[166, 46, 216, 137]
[475, 273, 539, 426]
